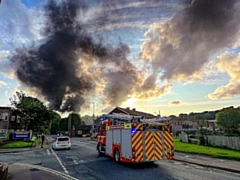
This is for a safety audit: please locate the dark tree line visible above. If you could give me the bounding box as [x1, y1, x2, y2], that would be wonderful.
[9, 91, 85, 134]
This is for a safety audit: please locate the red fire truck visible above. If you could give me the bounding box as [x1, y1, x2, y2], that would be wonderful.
[96, 114, 174, 163]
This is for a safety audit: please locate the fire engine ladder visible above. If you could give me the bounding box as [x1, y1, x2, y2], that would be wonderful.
[102, 113, 142, 125]
[102, 114, 170, 126]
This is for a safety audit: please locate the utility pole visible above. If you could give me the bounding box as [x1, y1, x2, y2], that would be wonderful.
[68, 113, 72, 137]
[92, 102, 95, 134]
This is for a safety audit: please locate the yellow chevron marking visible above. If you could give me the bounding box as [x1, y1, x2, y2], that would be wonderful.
[145, 132, 153, 142]
[145, 142, 152, 151]
[146, 150, 154, 160]
[132, 132, 142, 148]
[135, 139, 143, 151]
[136, 146, 143, 155]
[136, 124, 143, 130]
[155, 153, 162, 160]
[135, 148, 143, 162]
[136, 154, 143, 162]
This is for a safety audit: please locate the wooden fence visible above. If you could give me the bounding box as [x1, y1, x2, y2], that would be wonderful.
[204, 136, 240, 150]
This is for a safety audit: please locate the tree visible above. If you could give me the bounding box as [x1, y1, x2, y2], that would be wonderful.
[178, 113, 188, 120]
[59, 118, 68, 131]
[49, 111, 61, 134]
[169, 115, 178, 120]
[216, 107, 240, 136]
[70, 113, 81, 126]
[9, 91, 55, 133]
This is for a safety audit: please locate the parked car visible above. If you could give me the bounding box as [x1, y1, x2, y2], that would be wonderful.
[52, 136, 71, 150]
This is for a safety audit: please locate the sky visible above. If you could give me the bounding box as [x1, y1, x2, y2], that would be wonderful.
[0, 0, 240, 117]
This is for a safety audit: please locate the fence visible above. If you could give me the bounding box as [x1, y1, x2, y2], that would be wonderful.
[179, 132, 188, 143]
[204, 136, 240, 150]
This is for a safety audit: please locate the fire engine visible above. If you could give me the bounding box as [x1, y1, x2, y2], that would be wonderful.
[96, 113, 174, 163]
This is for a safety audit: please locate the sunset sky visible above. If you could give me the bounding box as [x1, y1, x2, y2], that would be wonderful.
[0, 0, 240, 117]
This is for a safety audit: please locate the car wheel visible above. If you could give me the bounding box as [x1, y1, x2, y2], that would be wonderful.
[114, 149, 120, 163]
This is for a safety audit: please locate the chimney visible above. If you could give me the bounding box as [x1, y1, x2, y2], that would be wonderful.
[132, 108, 136, 111]
[126, 107, 130, 110]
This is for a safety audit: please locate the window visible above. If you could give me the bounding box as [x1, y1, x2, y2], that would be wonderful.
[3, 113, 9, 121]
[58, 137, 69, 141]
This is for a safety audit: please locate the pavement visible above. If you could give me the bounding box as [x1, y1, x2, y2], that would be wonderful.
[0, 142, 240, 180]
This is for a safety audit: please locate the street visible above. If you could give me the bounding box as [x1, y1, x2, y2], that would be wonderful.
[0, 137, 239, 180]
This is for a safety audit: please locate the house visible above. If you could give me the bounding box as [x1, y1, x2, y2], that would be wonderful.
[109, 107, 156, 119]
[206, 120, 217, 129]
[72, 125, 92, 137]
[170, 120, 198, 136]
[0, 107, 22, 142]
[156, 118, 198, 136]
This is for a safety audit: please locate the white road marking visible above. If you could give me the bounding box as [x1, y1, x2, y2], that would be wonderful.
[50, 148, 69, 174]
[12, 163, 79, 180]
[73, 160, 78, 165]
[47, 149, 51, 155]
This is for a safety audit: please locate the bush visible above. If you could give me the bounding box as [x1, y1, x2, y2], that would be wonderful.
[199, 135, 205, 145]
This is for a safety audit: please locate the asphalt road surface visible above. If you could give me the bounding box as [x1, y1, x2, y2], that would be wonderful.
[0, 137, 239, 180]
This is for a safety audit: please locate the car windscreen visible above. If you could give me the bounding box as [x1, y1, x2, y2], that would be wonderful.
[58, 138, 69, 141]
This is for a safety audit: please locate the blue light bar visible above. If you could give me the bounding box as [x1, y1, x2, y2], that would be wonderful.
[131, 128, 136, 134]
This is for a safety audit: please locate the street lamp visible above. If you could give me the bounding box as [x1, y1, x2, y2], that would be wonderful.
[92, 102, 95, 124]
[92, 102, 95, 134]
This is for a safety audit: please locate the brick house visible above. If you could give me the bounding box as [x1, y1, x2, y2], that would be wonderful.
[109, 107, 156, 119]
[170, 120, 198, 136]
[72, 125, 92, 137]
[0, 107, 22, 142]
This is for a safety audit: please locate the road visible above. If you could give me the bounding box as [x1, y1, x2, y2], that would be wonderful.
[0, 137, 239, 180]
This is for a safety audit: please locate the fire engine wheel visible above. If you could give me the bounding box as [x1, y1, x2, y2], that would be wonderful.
[114, 149, 120, 163]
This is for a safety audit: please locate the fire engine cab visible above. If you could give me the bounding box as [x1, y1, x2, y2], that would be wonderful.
[96, 113, 174, 163]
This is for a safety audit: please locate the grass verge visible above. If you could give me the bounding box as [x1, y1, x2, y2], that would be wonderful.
[174, 138, 240, 161]
[0, 141, 31, 148]
[0, 139, 41, 148]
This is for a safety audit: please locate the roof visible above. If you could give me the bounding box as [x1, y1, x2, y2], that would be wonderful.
[0, 107, 14, 110]
[207, 120, 216, 122]
[109, 107, 156, 118]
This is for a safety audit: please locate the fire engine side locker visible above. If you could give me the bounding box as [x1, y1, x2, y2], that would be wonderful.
[106, 130, 113, 156]
[121, 129, 132, 159]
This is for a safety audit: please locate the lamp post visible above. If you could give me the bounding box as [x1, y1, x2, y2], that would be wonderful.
[92, 102, 95, 134]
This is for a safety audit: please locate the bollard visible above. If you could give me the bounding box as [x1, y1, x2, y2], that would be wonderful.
[0, 162, 8, 180]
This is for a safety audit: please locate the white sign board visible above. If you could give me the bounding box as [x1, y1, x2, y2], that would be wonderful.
[0, 129, 7, 138]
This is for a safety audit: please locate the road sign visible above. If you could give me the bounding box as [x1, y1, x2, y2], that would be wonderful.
[13, 131, 30, 139]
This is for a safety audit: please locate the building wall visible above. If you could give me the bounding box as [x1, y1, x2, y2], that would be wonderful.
[170, 120, 198, 136]
[0, 107, 12, 142]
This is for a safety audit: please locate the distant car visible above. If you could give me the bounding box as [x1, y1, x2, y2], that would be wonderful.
[52, 136, 71, 150]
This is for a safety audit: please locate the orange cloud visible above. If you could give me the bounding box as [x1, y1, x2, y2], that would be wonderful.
[209, 52, 240, 99]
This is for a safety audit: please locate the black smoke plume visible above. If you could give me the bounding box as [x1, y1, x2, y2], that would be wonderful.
[10, 0, 138, 112]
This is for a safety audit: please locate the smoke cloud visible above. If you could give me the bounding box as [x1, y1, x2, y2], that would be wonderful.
[10, 0, 165, 112]
[141, 0, 240, 82]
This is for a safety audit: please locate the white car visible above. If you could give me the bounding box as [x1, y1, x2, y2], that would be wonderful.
[52, 136, 71, 150]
